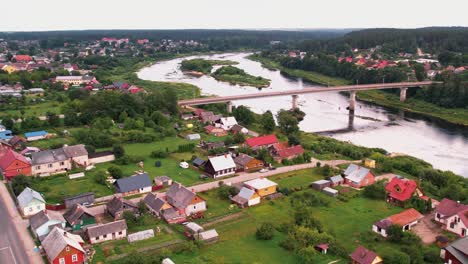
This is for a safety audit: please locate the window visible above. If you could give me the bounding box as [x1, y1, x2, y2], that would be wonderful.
[103, 234, 107, 238]
[194, 205, 196, 209]
[95, 237, 99, 240]
[72, 254, 78, 262]
[37, 205, 41, 210]
[48, 164, 53, 168]
[118, 231, 122, 235]
[60, 162, 64, 166]
[36, 166, 41, 170]
[59, 258, 65, 264]
[66, 246, 70, 252]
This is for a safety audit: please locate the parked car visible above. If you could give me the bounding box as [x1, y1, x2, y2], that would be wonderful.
[259, 168, 268, 173]
[180, 161, 189, 169]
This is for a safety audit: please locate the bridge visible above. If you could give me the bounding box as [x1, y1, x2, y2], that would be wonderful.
[178, 81, 439, 112]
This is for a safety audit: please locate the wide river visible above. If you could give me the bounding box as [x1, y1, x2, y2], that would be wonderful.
[138, 53, 468, 177]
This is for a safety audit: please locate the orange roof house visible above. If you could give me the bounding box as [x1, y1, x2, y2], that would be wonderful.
[372, 208, 424, 237]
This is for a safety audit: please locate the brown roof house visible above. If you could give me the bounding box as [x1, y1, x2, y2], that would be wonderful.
[87, 220, 128, 244]
[350, 246, 383, 264]
[63, 204, 96, 231]
[234, 154, 264, 172]
[435, 199, 468, 237]
[106, 196, 139, 220]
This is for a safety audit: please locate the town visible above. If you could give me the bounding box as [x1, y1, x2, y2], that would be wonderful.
[0, 11, 467, 264]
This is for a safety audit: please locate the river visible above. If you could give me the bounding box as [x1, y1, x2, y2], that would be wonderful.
[138, 52, 468, 177]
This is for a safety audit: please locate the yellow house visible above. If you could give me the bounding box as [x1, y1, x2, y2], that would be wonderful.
[244, 178, 278, 198]
[2, 64, 19, 74]
[365, 158, 376, 168]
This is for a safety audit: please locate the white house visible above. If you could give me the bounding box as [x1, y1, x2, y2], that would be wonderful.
[215, 117, 238, 131]
[372, 208, 424, 238]
[87, 220, 128, 244]
[17, 187, 46, 216]
[204, 155, 236, 178]
[434, 199, 468, 237]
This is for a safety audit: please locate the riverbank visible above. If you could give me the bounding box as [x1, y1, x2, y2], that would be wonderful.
[248, 54, 468, 126]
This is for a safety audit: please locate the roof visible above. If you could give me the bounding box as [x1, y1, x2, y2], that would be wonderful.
[238, 187, 256, 200]
[14, 55, 32, 61]
[329, 175, 344, 184]
[322, 187, 338, 194]
[185, 222, 204, 233]
[42, 227, 85, 261]
[62, 144, 88, 158]
[387, 208, 424, 226]
[24, 131, 48, 138]
[162, 258, 175, 264]
[276, 145, 305, 159]
[231, 124, 247, 132]
[192, 157, 206, 166]
[198, 229, 218, 240]
[344, 164, 372, 183]
[234, 154, 255, 166]
[312, 179, 331, 185]
[245, 134, 278, 148]
[350, 246, 380, 264]
[154, 175, 172, 182]
[436, 198, 468, 217]
[88, 151, 114, 159]
[107, 196, 137, 217]
[87, 220, 127, 238]
[29, 210, 65, 231]
[444, 237, 468, 263]
[218, 117, 237, 126]
[457, 209, 468, 227]
[114, 173, 152, 193]
[31, 148, 68, 165]
[63, 204, 95, 225]
[208, 155, 236, 172]
[0, 148, 30, 170]
[244, 178, 278, 190]
[144, 193, 168, 212]
[385, 178, 419, 202]
[17, 187, 45, 208]
[373, 218, 393, 230]
[166, 183, 197, 209]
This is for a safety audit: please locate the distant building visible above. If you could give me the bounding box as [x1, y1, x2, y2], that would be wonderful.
[385, 178, 424, 206]
[29, 210, 66, 240]
[245, 134, 279, 150]
[24, 130, 48, 141]
[234, 154, 264, 172]
[63, 204, 96, 231]
[106, 196, 138, 220]
[0, 148, 31, 179]
[64, 192, 95, 209]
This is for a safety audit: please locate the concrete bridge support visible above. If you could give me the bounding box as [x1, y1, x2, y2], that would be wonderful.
[292, 95, 299, 110]
[400, 88, 408, 102]
[226, 101, 233, 113]
[349, 91, 357, 111]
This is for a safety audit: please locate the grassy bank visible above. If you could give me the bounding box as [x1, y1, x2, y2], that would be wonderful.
[248, 54, 468, 126]
[211, 65, 271, 88]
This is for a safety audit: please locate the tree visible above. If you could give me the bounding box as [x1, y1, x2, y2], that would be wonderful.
[256, 222, 275, 240]
[92, 117, 114, 130]
[113, 144, 125, 159]
[1, 116, 14, 130]
[277, 110, 299, 134]
[233, 105, 255, 125]
[383, 251, 411, 264]
[11, 175, 31, 195]
[232, 133, 245, 144]
[261, 111, 275, 133]
[387, 224, 404, 242]
[294, 209, 324, 232]
[217, 185, 238, 200]
[362, 180, 386, 199]
[107, 166, 123, 179]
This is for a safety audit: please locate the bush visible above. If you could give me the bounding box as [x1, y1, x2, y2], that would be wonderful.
[151, 150, 169, 158]
[256, 222, 275, 240]
[11, 175, 31, 195]
[94, 171, 107, 185]
[362, 180, 386, 200]
[382, 251, 411, 264]
[108, 166, 123, 179]
[113, 144, 125, 158]
[217, 185, 238, 200]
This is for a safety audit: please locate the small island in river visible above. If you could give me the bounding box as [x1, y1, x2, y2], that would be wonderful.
[180, 58, 238, 76]
[211, 65, 271, 88]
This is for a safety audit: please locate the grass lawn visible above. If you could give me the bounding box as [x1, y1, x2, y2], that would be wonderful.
[269, 168, 325, 189]
[2, 100, 64, 117]
[197, 189, 242, 223]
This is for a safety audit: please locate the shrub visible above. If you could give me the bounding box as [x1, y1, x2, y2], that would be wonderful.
[362, 180, 386, 200]
[11, 175, 31, 195]
[256, 222, 275, 240]
[112, 144, 125, 158]
[107, 166, 123, 179]
[151, 150, 169, 158]
[217, 185, 238, 200]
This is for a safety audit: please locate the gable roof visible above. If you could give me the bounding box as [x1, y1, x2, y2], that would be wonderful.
[207, 155, 236, 172]
[444, 237, 468, 263]
[436, 198, 468, 217]
[244, 178, 278, 190]
[245, 134, 278, 148]
[344, 164, 372, 183]
[29, 210, 65, 231]
[17, 187, 45, 208]
[31, 148, 68, 165]
[231, 124, 247, 132]
[349, 246, 381, 264]
[276, 145, 304, 159]
[329, 175, 344, 184]
[144, 193, 169, 213]
[192, 157, 206, 167]
[218, 117, 237, 126]
[385, 178, 419, 202]
[0, 148, 30, 170]
[62, 144, 88, 158]
[63, 204, 95, 225]
[234, 154, 254, 166]
[387, 208, 424, 226]
[87, 220, 127, 238]
[106, 196, 137, 217]
[166, 183, 197, 209]
[42, 227, 84, 261]
[457, 209, 468, 227]
[114, 173, 152, 193]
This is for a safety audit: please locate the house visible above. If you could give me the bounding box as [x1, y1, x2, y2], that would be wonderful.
[0, 130, 13, 140]
[63, 204, 96, 231]
[215, 117, 238, 131]
[41, 227, 85, 264]
[349, 246, 382, 264]
[143, 193, 175, 220]
[185, 222, 204, 237]
[244, 178, 278, 198]
[25, 130, 48, 141]
[192, 157, 206, 168]
[231, 124, 249, 134]
[202, 141, 225, 151]
[62, 144, 89, 167]
[154, 176, 173, 187]
[343, 164, 375, 188]
[372, 208, 424, 237]
[440, 237, 468, 264]
[434, 199, 468, 237]
[234, 154, 264, 172]
[310, 179, 331, 190]
[0, 148, 31, 179]
[8, 136, 26, 150]
[385, 178, 424, 206]
[13, 55, 33, 63]
[231, 187, 261, 207]
[364, 159, 376, 168]
[64, 193, 95, 209]
[106, 196, 138, 220]
[204, 125, 228, 137]
[31, 148, 71, 176]
[114, 173, 152, 196]
[185, 133, 201, 141]
[165, 183, 206, 219]
[204, 155, 236, 178]
[269, 143, 305, 162]
[17, 187, 45, 217]
[29, 210, 66, 240]
[322, 187, 338, 197]
[328, 175, 344, 186]
[87, 220, 128, 244]
[245, 134, 279, 150]
[20, 146, 41, 156]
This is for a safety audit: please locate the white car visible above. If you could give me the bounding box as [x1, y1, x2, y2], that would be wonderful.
[259, 168, 268, 173]
[179, 161, 189, 169]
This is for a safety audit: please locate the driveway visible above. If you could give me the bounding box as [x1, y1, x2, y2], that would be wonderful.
[412, 213, 441, 244]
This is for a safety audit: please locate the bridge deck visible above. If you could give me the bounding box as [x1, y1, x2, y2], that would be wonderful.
[178, 81, 438, 106]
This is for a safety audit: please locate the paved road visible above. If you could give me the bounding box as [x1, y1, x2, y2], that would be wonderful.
[0, 182, 44, 264]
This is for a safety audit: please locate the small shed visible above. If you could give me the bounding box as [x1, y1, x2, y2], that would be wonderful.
[328, 175, 344, 186]
[185, 134, 201, 141]
[192, 157, 206, 167]
[196, 229, 219, 243]
[154, 176, 172, 187]
[162, 258, 175, 264]
[322, 187, 338, 197]
[185, 222, 204, 234]
[315, 243, 329, 254]
[311, 180, 331, 191]
[365, 158, 376, 168]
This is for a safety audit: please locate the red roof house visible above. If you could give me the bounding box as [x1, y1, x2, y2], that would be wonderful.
[349, 246, 382, 264]
[0, 149, 31, 180]
[269, 143, 304, 162]
[13, 55, 33, 63]
[245, 135, 278, 149]
[385, 178, 424, 206]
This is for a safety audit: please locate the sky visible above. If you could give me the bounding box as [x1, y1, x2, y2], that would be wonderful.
[3, 0, 468, 31]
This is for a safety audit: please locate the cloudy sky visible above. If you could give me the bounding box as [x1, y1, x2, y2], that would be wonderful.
[3, 0, 468, 31]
